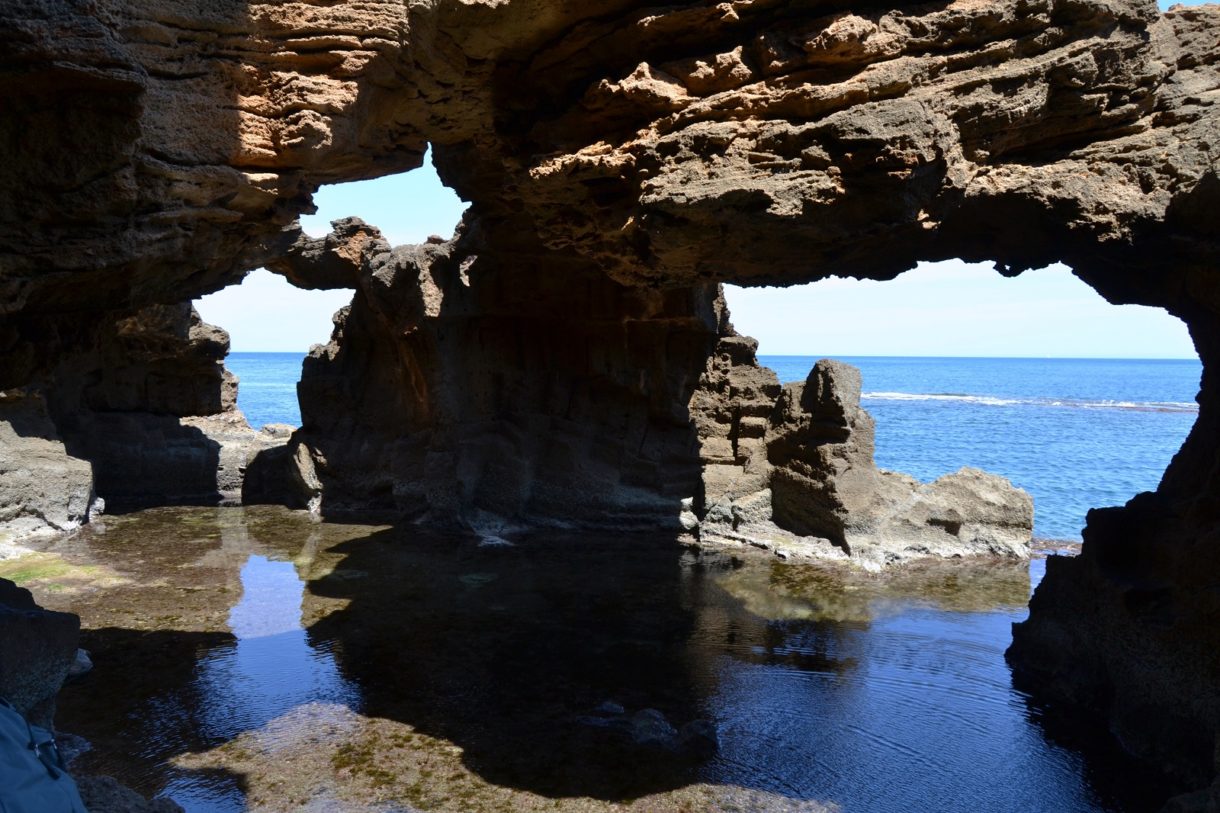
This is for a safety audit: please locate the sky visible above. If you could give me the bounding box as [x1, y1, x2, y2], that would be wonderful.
[727, 264, 1194, 358]
[197, 150, 469, 352]
[198, 2, 1207, 358]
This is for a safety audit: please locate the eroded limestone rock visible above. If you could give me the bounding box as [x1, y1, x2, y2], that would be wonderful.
[691, 349, 1033, 567]
[0, 390, 96, 551]
[0, 303, 284, 532]
[262, 218, 717, 530]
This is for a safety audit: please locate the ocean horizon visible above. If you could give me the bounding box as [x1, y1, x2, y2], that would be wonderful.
[226, 352, 1201, 541]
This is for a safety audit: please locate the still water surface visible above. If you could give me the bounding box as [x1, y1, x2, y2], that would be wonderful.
[32, 507, 1165, 813]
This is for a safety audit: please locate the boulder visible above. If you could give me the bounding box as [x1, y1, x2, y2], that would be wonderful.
[0, 579, 79, 729]
[0, 391, 95, 550]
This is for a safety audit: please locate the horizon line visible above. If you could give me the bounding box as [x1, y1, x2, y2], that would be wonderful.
[228, 350, 1200, 362]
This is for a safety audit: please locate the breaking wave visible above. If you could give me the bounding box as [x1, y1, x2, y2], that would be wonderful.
[861, 391, 1199, 414]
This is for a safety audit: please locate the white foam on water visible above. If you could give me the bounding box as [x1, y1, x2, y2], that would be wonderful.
[862, 392, 1198, 413]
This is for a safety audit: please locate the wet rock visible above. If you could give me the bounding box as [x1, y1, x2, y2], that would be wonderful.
[677, 720, 720, 762]
[75, 775, 184, 813]
[67, 649, 92, 680]
[630, 709, 679, 749]
[1163, 777, 1220, 813]
[577, 704, 719, 762]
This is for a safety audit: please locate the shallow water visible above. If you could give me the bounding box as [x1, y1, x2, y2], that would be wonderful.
[19, 507, 1166, 813]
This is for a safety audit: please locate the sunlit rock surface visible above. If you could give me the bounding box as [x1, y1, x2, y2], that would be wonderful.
[693, 350, 1032, 566]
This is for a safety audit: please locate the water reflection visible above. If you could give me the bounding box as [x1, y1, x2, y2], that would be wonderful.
[34, 508, 1164, 811]
[164, 556, 360, 810]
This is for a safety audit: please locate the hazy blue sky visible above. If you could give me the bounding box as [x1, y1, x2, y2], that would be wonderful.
[198, 152, 469, 352]
[198, 2, 1206, 358]
[728, 265, 1193, 358]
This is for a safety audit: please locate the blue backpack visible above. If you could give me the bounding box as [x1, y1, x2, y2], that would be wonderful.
[0, 697, 87, 813]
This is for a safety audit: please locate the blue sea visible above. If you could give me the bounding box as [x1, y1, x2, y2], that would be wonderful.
[228, 352, 1201, 541]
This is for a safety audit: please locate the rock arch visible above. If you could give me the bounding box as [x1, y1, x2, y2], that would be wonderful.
[2, 0, 1219, 805]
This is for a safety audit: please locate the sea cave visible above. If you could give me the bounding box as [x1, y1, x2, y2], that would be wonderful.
[1, 1, 1219, 811]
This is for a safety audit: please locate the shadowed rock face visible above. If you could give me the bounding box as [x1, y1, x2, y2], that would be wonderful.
[1, 303, 285, 543]
[0, 578, 78, 729]
[1, 0, 1220, 806]
[255, 217, 720, 531]
[264, 220, 1031, 563]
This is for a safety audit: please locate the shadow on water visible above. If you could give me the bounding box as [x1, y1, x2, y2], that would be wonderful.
[36, 508, 1173, 812]
[301, 528, 802, 800]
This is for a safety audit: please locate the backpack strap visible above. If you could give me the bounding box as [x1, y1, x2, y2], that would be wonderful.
[0, 694, 65, 779]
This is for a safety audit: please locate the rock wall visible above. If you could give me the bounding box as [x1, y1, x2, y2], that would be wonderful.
[255, 218, 720, 533]
[1, 303, 284, 544]
[0, 578, 78, 729]
[262, 217, 1031, 564]
[1, 0, 1219, 806]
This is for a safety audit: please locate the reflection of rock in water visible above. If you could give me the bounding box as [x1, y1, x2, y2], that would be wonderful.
[45, 507, 371, 804]
[173, 703, 835, 813]
[714, 558, 1032, 624]
[303, 529, 717, 799]
[37, 507, 1153, 813]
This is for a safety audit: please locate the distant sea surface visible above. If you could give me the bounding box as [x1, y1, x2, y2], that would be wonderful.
[227, 352, 305, 429]
[763, 355, 1200, 541]
[228, 352, 1201, 541]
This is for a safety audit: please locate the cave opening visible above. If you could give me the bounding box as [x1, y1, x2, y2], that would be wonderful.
[194, 149, 468, 431]
[724, 260, 1202, 544]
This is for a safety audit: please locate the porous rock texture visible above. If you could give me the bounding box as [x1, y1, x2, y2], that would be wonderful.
[691, 349, 1033, 566]
[262, 218, 1031, 562]
[1, 0, 1219, 807]
[254, 216, 719, 533]
[0, 301, 286, 543]
[0, 577, 78, 729]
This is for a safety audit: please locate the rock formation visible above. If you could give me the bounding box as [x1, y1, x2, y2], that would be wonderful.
[0, 578, 180, 812]
[692, 350, 1033, 566]
[1, 303, 285, 544]
[0, 577, 78, 729]
[255, 217, 719, 532]
[1, 0, 1219, 807]
[0, 390, 96, 552]
[262, 218, 1031, 563]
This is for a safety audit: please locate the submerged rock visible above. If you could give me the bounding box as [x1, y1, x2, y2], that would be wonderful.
[67, 648, 92, 680]
[577, 704, 719, 762]
[75, 776, 184, 813]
